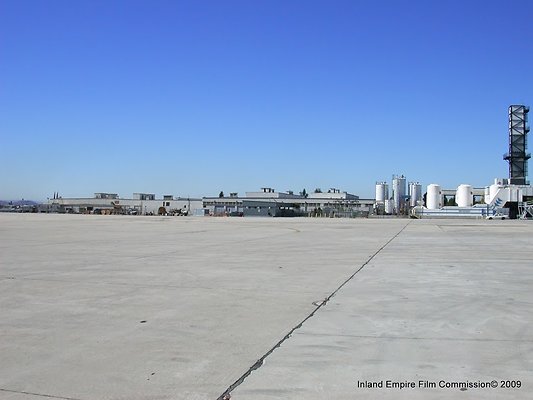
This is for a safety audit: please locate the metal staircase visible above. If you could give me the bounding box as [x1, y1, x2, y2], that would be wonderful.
[518, 201, 533, 219]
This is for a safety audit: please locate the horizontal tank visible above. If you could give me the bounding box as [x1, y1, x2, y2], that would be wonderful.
[456, 184, 473, 207]
[426, 184, 442, 210]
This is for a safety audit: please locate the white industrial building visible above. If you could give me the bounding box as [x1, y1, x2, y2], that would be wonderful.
[203, 187, 371, 217]
[46, 187, 372, 218]
[47, 193, 203, 216]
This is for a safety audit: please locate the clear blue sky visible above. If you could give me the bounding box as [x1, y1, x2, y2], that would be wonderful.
[1, 0, 532, 200]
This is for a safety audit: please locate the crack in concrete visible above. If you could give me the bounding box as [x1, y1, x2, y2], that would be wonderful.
[0, 388, 85, 400]
[216, 221, 411, 400]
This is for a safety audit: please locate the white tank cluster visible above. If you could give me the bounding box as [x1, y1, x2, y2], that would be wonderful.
[426, 183, 473, 209]
[374, 176, 498, 215]
[376, 179, 480, 212]
[374, 175, 413, 214]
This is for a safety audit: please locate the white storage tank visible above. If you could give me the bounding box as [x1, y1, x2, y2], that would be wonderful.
[409, 182, 422, 207]
[375, 182, 388, 204]
[426, 184, 442, 210]
[456, 184, 473, 207]
[384, 199, 394, 214]
[484, 187, 491, 204]
[489, 183, 501, 204]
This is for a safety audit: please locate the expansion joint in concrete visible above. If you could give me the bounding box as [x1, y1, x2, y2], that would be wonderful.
[0, 388, 84, 400]
[216, 221, 411, 400]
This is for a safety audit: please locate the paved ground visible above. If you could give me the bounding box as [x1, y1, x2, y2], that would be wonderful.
[0, 214, 531, 400]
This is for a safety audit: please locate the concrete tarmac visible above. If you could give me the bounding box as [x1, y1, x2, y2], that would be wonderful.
[0, 214, 531, 400]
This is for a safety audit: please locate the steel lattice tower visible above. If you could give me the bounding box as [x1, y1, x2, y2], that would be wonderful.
[504, 105, 530, 185]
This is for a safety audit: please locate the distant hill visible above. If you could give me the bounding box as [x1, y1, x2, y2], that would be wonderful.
[0, 200, 41, 206]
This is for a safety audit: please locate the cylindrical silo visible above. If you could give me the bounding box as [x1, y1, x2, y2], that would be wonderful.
[375, 182, 388, 204]
[456, 184, 473, 207]
[392, 175, 406, 213]
[426, 184, 442, 210]
[484, 187, 491, 204]
[489, 183, 501, 204]
[384, 199, 394, 214]
[408, 182, 422, 207]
